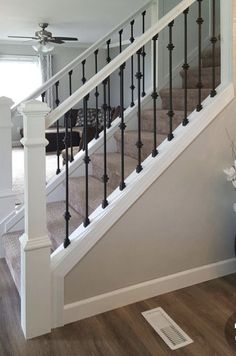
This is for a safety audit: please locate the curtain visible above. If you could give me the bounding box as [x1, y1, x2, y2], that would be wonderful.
[39, 54, 53, 108]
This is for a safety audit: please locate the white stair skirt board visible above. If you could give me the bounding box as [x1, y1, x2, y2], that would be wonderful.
[142, 307, 193, 350]
[62, 257, 236, 326]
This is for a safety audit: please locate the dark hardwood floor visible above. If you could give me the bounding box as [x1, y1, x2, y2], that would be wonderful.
[1, 258, 236, 356]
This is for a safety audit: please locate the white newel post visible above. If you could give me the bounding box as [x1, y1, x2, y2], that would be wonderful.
[0, 97, 15, 258]
[19, 100, 51, 339]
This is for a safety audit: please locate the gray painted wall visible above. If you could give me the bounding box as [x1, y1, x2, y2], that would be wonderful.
[65, 99, 236, 304]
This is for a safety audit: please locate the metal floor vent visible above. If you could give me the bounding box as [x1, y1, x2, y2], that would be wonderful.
[142, 307, 193, 350]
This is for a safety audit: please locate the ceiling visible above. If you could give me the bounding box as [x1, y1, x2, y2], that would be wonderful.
[0, 0, 146, 46]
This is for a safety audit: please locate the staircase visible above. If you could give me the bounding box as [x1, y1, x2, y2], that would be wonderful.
[0, 0, 233, 339]
[2, 42, 221, 294]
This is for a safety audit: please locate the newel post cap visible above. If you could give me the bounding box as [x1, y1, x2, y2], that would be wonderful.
[19, 99, 51, 116]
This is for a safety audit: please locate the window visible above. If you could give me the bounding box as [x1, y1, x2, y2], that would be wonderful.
[0, 55, 42, 104]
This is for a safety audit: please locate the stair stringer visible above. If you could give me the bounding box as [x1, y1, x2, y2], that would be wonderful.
[50, 82, 234, 328]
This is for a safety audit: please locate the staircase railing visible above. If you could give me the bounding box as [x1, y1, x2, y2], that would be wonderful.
[25, 0, 227, 249]
[43, 0, 229, 247]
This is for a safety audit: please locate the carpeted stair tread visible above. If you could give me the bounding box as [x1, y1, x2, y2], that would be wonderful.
[114, 131, 166, 161]
[91, 152, 137, 190]
[201, 44, 220, 67]
[141, 109, 190, 133]
[2, 230, 22, 294]
[47, 201, 83, 251]
[69, 176, 113, 217]
[180, 66, 220, 89]
[159, 88, 210, 111]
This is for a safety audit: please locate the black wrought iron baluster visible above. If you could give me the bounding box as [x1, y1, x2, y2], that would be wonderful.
[152, 34, 159, 157]
[141, 11, 146, 97]
[130, 20, 135, 107]
[41, 91, 46, 103]
[106, 40, 112, 128]
[135, 49, 143, 173]
[68, 70, 74, 162]
[83, 94, 90, 227]
[119, 29, 123, 53]
[55, 81, 61, 174]
[94, 49, 100, 139]
[82, 59, 86, 85]
[102, 79, 109, 208]
[196, 0, 203, 111]
[63, 113, 71, 248]
[210, 0, 217, 97]
[118, 29, 126, 189]
[119, 61, 126, 190]
[182, 8, 189, 126]
[167, 21, 175, 141]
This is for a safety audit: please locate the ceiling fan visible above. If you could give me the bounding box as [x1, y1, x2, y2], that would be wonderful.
[8, 23, 78, 53]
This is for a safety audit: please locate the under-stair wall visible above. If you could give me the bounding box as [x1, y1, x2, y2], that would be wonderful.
[63, 96, 236, 322]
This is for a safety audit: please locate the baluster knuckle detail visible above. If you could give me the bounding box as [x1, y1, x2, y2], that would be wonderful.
[119, 122, 126, 131]
[196, 17, 204, 25]
[83, 155, 90, 165]
[151, 92, 158, 100]
[135, 72, 143, 80]
[167, 43, 175, 51]
[182, 63, 189, 70]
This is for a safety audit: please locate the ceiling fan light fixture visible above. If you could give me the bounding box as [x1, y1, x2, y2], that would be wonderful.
[32, 42, 54, 54]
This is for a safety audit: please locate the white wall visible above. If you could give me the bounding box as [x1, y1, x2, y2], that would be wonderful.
[64, 98, 236, 304]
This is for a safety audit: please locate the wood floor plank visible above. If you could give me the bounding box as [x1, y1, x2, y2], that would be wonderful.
[1, 259, 236, 355]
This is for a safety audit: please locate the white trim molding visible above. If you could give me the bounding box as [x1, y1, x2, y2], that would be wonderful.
[63, 257, 236, 325]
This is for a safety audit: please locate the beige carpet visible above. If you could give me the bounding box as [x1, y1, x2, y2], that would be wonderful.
[12, 147, 62, 205]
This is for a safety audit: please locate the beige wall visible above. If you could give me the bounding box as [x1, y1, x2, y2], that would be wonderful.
[65, 99, 236, 304]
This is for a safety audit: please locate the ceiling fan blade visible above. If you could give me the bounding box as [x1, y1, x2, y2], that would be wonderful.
[8, 35, 37, 39]
[48, 38, 65, 44]
[53, 37, 78, 41]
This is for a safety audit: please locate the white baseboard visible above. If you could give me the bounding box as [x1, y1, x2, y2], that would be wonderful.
[63, 257, 236, 326]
